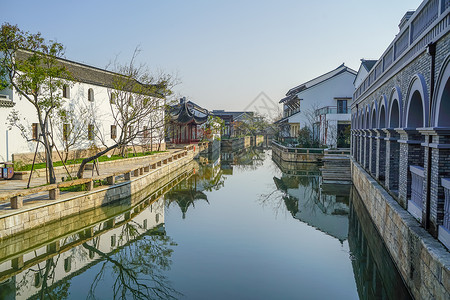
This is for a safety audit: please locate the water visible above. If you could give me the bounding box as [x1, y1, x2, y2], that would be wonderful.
[0, 149, 411, 299]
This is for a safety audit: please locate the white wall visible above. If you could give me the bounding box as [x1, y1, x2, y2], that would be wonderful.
[285, 71, 355, 129]
[0, 80, 165, 162]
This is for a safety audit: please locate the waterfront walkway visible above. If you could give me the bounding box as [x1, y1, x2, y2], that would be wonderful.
[0, 149, 183, 217]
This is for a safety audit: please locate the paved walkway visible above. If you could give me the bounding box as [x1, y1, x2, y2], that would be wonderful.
[0, 149, 182, 213]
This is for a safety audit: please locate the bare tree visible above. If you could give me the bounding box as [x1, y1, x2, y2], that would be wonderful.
[76, 49, 176, 178]
[52, 101, 90, 163]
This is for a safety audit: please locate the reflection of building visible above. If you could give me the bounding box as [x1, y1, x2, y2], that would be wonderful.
[273, 165, 350, 242]
[0, 199, 165, 299]
[165, 158, 223, 218]
[348, 187, 412, 300]
[167, 97, 209, 144]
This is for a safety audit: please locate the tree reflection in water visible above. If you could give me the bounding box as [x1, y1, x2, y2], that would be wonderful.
[21, 221, 179, 300]
[82, 223, 179, 300]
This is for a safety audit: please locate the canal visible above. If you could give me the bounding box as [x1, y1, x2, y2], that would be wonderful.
[0, 149, 412, 299]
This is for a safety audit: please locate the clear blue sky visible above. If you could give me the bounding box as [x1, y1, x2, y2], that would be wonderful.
[4, 0, 423, 115]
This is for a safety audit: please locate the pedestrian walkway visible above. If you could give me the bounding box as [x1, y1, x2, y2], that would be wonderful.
[0, 149, 181, 214]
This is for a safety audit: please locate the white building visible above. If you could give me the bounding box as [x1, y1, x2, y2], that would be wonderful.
[0, 49, 166, 163]
[276, 64, 356, 148]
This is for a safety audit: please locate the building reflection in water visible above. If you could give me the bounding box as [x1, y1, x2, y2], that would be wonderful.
[220, 148, 265, 175]
[165, 155, 224, 219]
[271, 157, 350, 242]
[348, 187, 412, 300]
[271, 155, 412, 300]
[0, 190, 179, 299]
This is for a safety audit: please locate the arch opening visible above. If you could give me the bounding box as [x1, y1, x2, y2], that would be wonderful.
[379, 105, 386, 128]
[371, 109, 377, 128]
[390, 100, 400, 128]
[407, 91, 424, 127]
[437, 77, 450, 127]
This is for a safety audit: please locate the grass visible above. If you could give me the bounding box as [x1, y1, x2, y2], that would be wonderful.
[15, 150, 166, 171]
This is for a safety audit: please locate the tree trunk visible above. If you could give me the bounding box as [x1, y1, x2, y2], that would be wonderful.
[42, 131, 57, 184]
[77, 143, 119, 178]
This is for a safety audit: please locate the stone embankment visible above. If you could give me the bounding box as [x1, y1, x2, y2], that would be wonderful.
[351, 159, 449, 300]
[271, 141, 324, 162]
[221, 136, 251, 151]
[0, 160, 196, 282]
[0, 143, 207, 240]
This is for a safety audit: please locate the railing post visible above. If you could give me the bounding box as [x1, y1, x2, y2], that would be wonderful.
[49, 188, 60, 200]
[11, 195, 23, 209]
[107, 175, 115, 185]
[85, 180, 94, 191]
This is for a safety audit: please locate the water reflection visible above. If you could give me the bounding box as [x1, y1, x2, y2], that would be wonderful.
[266, 160, 350, 242]
[268, 155, 411, 300]
[0, 149, 413, 299]
[348, 187, 412, 300]
[0, 179, 181, 299]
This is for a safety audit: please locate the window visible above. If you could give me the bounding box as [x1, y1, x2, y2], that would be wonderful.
[63, 123, 69, 141]
[110, 92, 116, 104]
[34, 272, 42, 288]
[88, 88, 94, 102]
[62, 84, 70, 98]
[88, 124, 95, 140]
[111, 234, 116, 247]
[111, 125, 117, 139]
[32, 123, 39, 140]
[64, 257, 72, 273]
[128, 96, 133, 106]
[337, 99, 348, 114]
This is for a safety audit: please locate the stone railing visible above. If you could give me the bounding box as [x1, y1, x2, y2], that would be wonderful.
[439, 178, 450, 249]
[353, 0, 449, 102]
[408, 165, 425, 220]
[271, 141, 325, 162]
[0, 149, 190, 210]
[315, 106, 349, 115]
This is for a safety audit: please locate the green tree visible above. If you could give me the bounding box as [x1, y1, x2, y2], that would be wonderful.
[0, 23, 72, 183]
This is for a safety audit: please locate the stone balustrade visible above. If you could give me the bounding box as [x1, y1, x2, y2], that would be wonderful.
[0, 149, 190, 210]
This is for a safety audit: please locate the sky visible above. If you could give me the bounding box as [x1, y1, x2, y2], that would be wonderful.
[3, 0, 423, 117]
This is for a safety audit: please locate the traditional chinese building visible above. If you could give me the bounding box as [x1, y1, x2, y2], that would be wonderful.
[167, 98, 209, 144]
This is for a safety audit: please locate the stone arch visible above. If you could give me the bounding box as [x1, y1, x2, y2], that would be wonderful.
[388, 87, 402, 128]
[378, 95, 388, 129]
[405, 74, 429, 128]
[433, 54, 450, 127]
[359, 110, 363, 128]
[371, 100, 378, 128]
[365, 105, 370, 129]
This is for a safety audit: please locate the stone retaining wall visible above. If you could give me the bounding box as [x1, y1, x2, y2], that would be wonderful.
[0, 150, 195, 240]
[271, 141, 324, 163]
[221, 136, 251, 151]
[0, 160, 194, 268]
[351, 158, 450, 300]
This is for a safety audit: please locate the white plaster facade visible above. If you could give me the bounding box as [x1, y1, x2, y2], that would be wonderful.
[277, 64, 356, 147]
[0, 52, 165, 162]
